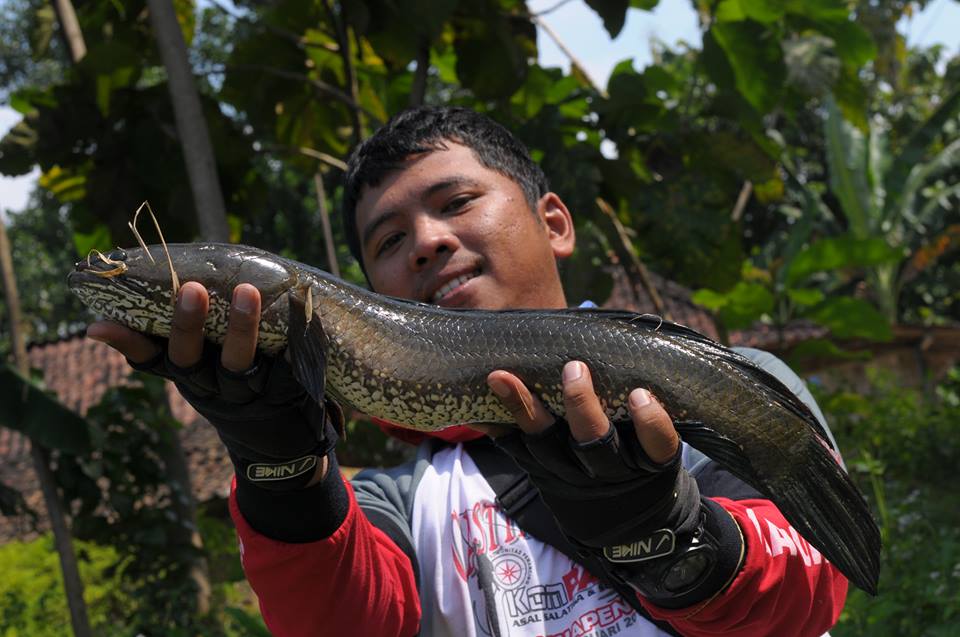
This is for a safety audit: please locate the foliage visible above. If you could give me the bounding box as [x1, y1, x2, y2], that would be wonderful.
[0, 535, 131, 635]
[0, 527, 269, 637]
[695, 41, 959, 341]
[0, 364, 90, 453]
[823, 368, 960, 636]
[52, 375, 214, 635]
[0, 0, 956, 631]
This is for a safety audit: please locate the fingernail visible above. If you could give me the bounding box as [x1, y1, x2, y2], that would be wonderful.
[562, 361, 583, 383]
[488, 377, 511, 398]
[179, 286, 199, 312]
[630, 388, 652, 408]
[233, 287, 254, 313]
[86, 331, 107, 344]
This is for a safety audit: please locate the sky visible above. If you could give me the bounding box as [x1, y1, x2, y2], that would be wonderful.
[2, 0, 959, 216]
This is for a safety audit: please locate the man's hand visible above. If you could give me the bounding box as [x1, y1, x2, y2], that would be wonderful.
[88, 281, 260, 371]
[88, 282, 333, 489]
[485, 361, 700, 556]
[486, 361, 679, 462]
[486, 363, 744, 608]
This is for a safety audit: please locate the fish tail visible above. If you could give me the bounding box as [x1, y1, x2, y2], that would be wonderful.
[675, 421, 880, 594]
[774, 434, 881, 595]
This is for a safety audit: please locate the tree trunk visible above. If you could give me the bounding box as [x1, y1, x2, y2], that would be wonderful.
[146, 0, 230, 242]
[145, 0, 227, 613]
[0, 220, 93, 637]
[51, 0, 86, 61]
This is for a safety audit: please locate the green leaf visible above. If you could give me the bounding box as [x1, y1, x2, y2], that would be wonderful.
[898, 137, 960, 228]
[0, 365, 91, 454]
[786, 337, 873, 369]
[740, 0, 784, 22]
[73, 224, 113, 257]
[710, 21, 786, 113]
[39, 165, 86, 203]
[823, 95, 873, 236]
[783, 0, 849, 22]
[885, 85, 960, 200]
[718, 0, 784, 23]
[786, 288, 825, 306]
[693, 281, 774, 329]
[817, 20, 876, 68]
[804, 297, 892, 341]
[29, 5, 56, 58]
[832, 63, 869, 130]
[716, 0, 746, 21]
[0, 119, 38, 177]
[454, 12, 535, 99]
[585, 0, 630, 38]
[786, 235, 903, 284]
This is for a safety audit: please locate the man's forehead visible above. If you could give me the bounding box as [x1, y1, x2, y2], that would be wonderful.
[357, 145, 489, 211]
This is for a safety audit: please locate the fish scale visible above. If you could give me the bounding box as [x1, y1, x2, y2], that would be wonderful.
[68, 242, 880, 595]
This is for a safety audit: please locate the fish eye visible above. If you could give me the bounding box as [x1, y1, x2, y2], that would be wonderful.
[107, 248, 127, 261]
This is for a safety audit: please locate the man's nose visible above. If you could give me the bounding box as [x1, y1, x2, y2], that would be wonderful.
[408, 217, 460, 270]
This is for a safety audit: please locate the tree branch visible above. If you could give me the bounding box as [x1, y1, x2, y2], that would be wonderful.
[51, 0, 87, 62]
[205, 0, 338, 53]
[531, 15, 606, 97]
[217, 64, 383, 126]
[322, 0, 363, 146]
[409, 38, 430, 107]
[730, 180, 753, 222]
[596, 197, 671, 320]
[257, 142, 348, 171]
[314, 172, 341, 277]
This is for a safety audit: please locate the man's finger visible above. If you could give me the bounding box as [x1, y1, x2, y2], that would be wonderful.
[86, 321, 159, 363]
[562, 361, 611, 443]
[628, 388, 679, 464]
[168, 282, 209, 368]
[221, 284, 261, 372]
[486, 370, 555, 434]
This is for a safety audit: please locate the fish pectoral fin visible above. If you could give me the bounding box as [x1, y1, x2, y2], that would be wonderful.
[674, 420, 762, 488]
[288, 293, 328, 407]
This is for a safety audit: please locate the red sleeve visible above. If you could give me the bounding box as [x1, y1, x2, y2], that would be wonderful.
[229, 476, 421, 637]
[639, 497, 848, 637]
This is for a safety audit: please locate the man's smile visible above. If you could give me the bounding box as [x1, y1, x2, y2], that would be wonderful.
[428, 267, 482, 304]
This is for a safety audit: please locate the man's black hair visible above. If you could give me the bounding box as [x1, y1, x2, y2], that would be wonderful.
[341, 106, 550, 268]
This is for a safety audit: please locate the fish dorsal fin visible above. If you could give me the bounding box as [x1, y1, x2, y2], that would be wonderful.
[560, 309, 833, 448]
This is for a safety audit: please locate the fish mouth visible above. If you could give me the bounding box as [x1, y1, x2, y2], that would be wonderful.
[428, 268, 482, 304]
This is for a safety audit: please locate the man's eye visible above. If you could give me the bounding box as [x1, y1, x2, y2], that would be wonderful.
[442, 196, 473, 214]
[376, 233, 403, 257]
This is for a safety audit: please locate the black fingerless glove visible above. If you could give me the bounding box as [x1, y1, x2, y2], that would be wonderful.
[129, 343, 342, 492]
[494, 419, 744, 608]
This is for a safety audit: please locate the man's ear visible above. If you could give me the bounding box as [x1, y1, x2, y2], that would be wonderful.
[538, 192, 575, 259]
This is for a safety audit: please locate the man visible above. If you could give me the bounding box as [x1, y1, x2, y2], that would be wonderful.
[89, 106, 847, 636]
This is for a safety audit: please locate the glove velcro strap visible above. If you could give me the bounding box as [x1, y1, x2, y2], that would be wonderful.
[235, 449, 350, 542]
[610, 497, 746, 610]
[232, 449, 326, 491]
[223, 412, 340, 492]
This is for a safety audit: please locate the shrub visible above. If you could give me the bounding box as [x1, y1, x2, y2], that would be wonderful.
[823, 367, 960, 636]
[0, 535, 132, 635]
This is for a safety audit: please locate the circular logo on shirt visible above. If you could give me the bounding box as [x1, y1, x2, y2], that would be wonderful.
[491, 550, 531, 590]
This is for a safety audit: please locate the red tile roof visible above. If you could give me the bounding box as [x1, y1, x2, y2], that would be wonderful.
[0, 337, 230, 542]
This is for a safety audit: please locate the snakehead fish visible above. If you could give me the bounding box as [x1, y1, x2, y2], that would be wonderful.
[68, 242, 880, 594]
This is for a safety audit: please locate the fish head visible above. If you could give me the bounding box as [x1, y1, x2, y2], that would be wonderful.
[68, 243, 299, 339]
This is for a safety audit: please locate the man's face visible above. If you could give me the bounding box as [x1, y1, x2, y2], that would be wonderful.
[355, 142, 575, 310]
